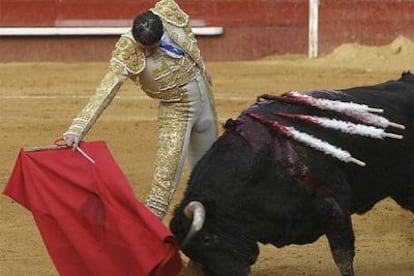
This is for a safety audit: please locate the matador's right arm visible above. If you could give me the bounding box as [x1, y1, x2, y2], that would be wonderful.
[64, 32, 145, 139]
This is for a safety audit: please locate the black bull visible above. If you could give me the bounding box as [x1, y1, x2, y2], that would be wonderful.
[170, 72, 414, 276]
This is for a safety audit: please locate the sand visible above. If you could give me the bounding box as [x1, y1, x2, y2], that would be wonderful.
[0, 36, 413, 275]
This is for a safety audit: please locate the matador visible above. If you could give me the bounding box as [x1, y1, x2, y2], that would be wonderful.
[63, 0, 218, 219]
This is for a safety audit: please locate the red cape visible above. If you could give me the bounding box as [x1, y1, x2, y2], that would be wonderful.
[4, 141, 182, 276]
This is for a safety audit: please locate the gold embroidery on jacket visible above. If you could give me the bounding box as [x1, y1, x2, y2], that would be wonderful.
[111, 36, 145, 75]
[169, 31, 179, 42]
[161, 22, 205, 73]
[137, 50, 199, 102]
[150, 0, 189, 27]
[153, 62, 171, 80]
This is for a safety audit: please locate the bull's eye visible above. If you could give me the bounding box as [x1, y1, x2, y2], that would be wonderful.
[202, 234, 218, 246]
[203, 235, 211, 245]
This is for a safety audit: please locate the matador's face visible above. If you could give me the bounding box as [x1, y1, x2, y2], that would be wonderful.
[137, 41, 160, 57]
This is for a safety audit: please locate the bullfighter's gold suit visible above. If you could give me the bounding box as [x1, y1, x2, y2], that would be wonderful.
[64, 0, 218, 219]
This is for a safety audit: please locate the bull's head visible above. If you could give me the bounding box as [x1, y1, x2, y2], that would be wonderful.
[170, 200, 259, 276]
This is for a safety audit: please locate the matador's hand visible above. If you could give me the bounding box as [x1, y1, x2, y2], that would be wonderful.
[63, 133, 80, 150]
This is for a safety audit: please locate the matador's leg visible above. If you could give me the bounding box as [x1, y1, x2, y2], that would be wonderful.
[145, 98, 192, 219]
[188, 74, 218, 170]
[145, 75, 218, 219]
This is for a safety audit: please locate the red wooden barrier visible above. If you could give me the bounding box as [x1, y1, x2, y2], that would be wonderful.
[0, 0, 413, 61]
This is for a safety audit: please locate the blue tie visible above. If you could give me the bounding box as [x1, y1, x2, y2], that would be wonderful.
[159, 41, 184, 57]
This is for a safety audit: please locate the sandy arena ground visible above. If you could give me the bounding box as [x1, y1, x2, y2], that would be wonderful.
[1, 36, 413, 275]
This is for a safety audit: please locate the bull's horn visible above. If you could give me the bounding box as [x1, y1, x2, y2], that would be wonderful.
[184, 201, 206, 231]
[181, 201, 206, 247]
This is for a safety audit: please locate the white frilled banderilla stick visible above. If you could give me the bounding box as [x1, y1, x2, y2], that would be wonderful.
[285, 91, 385, 113]
[284, 91, 406, 130]
[248, 112, 366, 166]
[274, 112, 404, 140]
[258, 92, 406, 130]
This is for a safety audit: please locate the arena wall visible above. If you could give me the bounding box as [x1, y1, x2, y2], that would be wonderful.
[0, 0, 413, 62]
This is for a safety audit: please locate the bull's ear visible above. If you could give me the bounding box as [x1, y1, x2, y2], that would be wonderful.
[224, 118, 238, 130]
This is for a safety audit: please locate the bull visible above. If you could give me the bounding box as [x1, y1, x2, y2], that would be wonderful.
[169, 72, 414, 276]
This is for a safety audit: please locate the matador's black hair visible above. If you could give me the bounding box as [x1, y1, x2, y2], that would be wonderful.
[132, 11, 163, 46]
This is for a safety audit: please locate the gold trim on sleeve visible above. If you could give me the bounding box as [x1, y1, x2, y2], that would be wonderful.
[65, 66, 127, 138]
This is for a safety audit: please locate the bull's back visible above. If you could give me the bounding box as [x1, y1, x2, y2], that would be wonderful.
[339, 72, 413, 212]
[343, 71, 413, 129]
